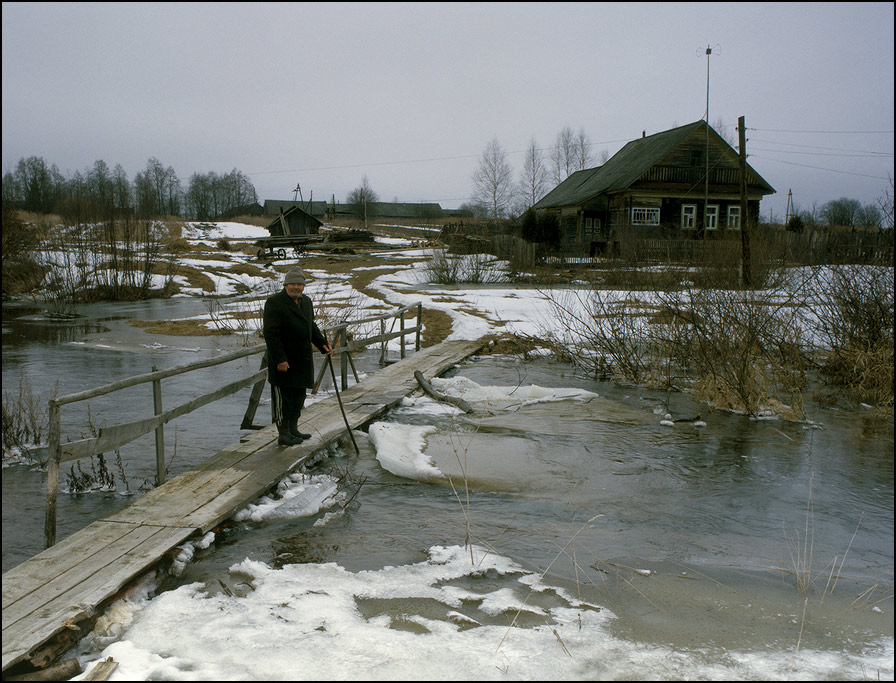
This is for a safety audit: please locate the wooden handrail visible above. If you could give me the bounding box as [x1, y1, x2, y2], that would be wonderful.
[42, 302, 424, 548]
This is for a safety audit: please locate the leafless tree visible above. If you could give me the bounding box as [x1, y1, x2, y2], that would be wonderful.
[472, 137, 514, 223]
[713, 117, 737, 147]
[878, 174, 894, 229]
[518, 137, 548, 208]
[549, 126, 576, 185]
[347, 175, 379, 228]
[573, 127, 593, 171]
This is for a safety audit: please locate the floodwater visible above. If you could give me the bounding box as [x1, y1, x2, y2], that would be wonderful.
[2, 298, 893, 679]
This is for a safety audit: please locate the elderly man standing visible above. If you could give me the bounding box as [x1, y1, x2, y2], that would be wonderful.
[263, 266, 332, 446]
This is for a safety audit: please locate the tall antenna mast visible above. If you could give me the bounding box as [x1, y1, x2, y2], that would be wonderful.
[699, 44, 719, 232]
[705, 45, 710, 226]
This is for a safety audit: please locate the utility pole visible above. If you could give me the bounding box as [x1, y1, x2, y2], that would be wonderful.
[738, 115, 751, 288]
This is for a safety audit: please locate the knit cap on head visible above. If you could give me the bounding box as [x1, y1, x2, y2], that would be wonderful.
[284, 267, 306, 286]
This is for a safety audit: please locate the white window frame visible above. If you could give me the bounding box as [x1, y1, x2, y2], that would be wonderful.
[681, 205, 696, 230]
[704, 205, 719, 231]
[727, 205, 741, 230]
[631, 207, 660, 226]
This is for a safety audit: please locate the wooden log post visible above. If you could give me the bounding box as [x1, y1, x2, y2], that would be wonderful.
[44, 400, 60, 549]
[338, 326, 348, 390]
[241, 352, 268, 427]
[151, 366, 165, 486]
[400, 310, 406, 359]
[415, 303, 422, 352]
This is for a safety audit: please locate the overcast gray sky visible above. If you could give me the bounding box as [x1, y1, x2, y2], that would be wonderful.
[2, 2, 893, 220]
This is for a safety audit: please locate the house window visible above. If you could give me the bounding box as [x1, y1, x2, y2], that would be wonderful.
[681, 205, 696, 230]
[631, 207, 659, 225]
[704, 205, 719, 230]
[689, 149, 703, 167]
[727, 206, 741, 229]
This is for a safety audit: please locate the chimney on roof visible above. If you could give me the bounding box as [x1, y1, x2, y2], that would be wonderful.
[642, 130, 646, 138]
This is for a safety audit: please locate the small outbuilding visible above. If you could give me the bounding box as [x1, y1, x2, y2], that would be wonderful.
[265, 205, 323, 237]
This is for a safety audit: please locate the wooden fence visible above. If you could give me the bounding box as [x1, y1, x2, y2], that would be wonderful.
[40, 303, 423, 549]
[510, 230, 893, 268]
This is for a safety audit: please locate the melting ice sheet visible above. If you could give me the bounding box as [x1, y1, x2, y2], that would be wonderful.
[429, 375, 600, 410]
[368, 422, 443, 481]
[73, 544, 893, 681]
[368, 377, 651, 490]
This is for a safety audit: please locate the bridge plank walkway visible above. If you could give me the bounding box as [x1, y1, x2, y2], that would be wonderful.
[2, 339, 484, 674]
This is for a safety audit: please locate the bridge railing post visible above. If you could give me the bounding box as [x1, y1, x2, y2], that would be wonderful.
[400, 310, 406, 359]
[44, 399, 60, 549]
[339, 326, 349, 390]
[152, 365, 165, 486]
[415, 303, 422, 352]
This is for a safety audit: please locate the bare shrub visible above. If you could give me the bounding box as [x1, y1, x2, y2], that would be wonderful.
[166, 237, 192, 253]
[35, 215, 177, 304]
[653, 283, 809, 417]
[541, 287, 657, 384]
[422, 249, 507, 285]
[541, 257, 810, 417]
[807, 265, 894, 408]
[2, 376, 56, 461]
[423, 249, 462, 284]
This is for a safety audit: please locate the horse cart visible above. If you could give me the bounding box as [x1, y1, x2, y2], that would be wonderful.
[255, 236, 323, 260]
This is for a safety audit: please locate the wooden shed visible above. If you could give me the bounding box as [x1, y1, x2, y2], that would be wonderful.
[265, 205, 323, 237]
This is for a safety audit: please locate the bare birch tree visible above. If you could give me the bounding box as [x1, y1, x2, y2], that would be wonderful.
[549, 126, 576, 185]
[472, 137, 514, 224]
[347, 175, 379, 228]
[518, 137, 548, 209]
[573, 127, 593, 171]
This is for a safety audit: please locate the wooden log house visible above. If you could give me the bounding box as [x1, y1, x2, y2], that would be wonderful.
[534, 120, 776, 256]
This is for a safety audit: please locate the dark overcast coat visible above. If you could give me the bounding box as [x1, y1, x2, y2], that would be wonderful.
[263, 289, 328, 388]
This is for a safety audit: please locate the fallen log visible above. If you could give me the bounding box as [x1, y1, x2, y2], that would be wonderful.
[4, 658, 82, 681]
[414, 371, 473, 413]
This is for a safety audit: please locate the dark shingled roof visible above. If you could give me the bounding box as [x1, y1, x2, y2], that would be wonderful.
[535, 121, 774, 209]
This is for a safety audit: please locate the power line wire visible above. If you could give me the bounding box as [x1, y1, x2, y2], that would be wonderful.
[750, 155, 892, 180]
[748, 127, 894, 134]
[750, 147, 893, 158]
[249, 138, 633, 177]
[749, 139, 894, 155]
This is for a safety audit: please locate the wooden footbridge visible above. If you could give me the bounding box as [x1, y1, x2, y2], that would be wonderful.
[2, 302, 484, 677]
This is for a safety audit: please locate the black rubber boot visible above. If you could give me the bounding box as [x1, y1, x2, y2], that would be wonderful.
[277, 424, 304, 446]
[289, 419, 312, 440]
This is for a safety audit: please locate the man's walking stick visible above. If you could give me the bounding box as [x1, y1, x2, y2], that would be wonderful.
[328, 352, 359, 454]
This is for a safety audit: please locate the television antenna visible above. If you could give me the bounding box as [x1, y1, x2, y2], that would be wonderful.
[698, 44, 720, 230]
